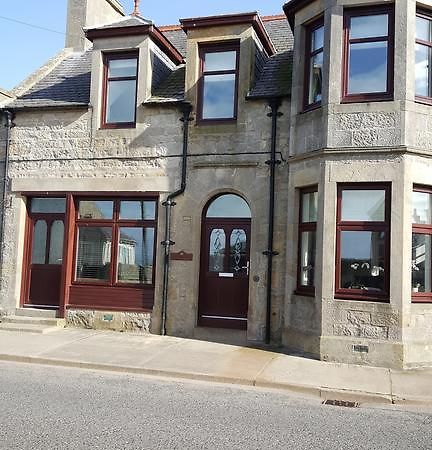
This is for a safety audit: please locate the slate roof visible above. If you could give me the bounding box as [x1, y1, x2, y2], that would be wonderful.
[7, 14, 293, 109]
[85, 15, 153, 30]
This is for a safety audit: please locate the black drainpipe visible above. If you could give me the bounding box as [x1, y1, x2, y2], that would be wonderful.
[161, 102, 193, 335]
[264, 98, 282, 345]
[0, 110, 14, 279]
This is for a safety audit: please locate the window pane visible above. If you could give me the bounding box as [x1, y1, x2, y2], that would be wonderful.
[300, 231, 316, 287]
[412, 191, 432, 224]
[415, 43, 430, 97]
[340, 231, 386, 292]
[32, 220, 47, 264]
[348, 41, 387, 94]
[229, 229, 248, 274]
[204, 51, 237, 71]
[79, 200, 113, 220]
[117, 227, 154, 284]
[311, 26, 324, 51]
[341, 189, 385, 221]
[209, 229, 225, 272]
[31, 198, 65, 214]
[206, 195, 251, 218]
[106, 79, 136, 123]
[202, 74, 235, 119]
[302, 191, 318, 222]
[350, 14, 388, 39]
[75, 227, 112, 282]
[108, 58, 137, 78]
[120, 200, 156, 220]
[48, 220, 64, 265]
[412, 233, 432, 292]
[416, 16, 431, 42]
[308, 51, 323, 104]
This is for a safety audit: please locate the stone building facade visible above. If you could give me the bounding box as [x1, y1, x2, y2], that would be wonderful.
[1, 0, 432, 369]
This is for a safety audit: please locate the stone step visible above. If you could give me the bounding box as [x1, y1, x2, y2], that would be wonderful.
[2, 315, 65, 327]
[15, 308, 59, 319]
[0, 322, 62, 334]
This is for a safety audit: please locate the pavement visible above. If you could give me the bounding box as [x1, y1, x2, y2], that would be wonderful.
[0, 327, 431, 405]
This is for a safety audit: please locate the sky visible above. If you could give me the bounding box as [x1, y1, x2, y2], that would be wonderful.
[0, 0, 286, 91]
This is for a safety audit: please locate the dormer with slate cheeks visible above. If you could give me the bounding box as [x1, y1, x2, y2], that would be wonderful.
[180, 13, 276, 126]
[85, 16, 183, 130]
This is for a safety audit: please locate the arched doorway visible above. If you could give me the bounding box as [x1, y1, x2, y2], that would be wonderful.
[198, 194, 251, 329]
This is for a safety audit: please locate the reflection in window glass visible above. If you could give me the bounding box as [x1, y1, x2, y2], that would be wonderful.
[108, 58, 137, 78]
[308, 51, 323, 104]
[412, 191, 432, 224]
[416, 14, 432, 98]
[348, 41, 387, 94]
[341, 190, 385, 222]
[31, 198, 65, 214]
[79, 201, 114, 220]
[106, 79, 137, 123]
[202, 74, 236, 119]
[312, 26, 324, 51]
[209, 229, 225, 272]
[207, 195, 251, 218]
[350, 14, 388, 39]
[229, 229, 247, 274]
[302, 191, 318, 223]
[340, 231, 385, 292]
[204, 51, 237, 71]
[412, 233, 432, 292]
[117, 227, 154, 284]
[300, 231, 316, 287]
[75, 227, 112, 281]
[48, 220, 64, 265]
[32, 220, 47, 264]
[120, 200, 156, 220]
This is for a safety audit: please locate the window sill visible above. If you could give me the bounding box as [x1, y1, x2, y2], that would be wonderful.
[341, 94, 393, 104]
[412, 294, 432, 303]
[196, 118, 237, 126]
[100, 122, 136, 130]
[294, 289, 315, 297]
[335, 291, 389, 303]
[301, 103, 321, 114]
[415, 96, 432, 107]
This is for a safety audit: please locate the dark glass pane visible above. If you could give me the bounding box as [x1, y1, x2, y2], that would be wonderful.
[350, 14, 388, 39]
[340, 231, 386, 292]
[299, 231, 316, 287]
[108, 58, 137, 78]
[120, 200, 156, 220]
[348, 41, 387, 94]
[117, 227, 154, 284]
[204, 51, 237, 71]
[412, 233, 432, 293]
[311, 26, 324, 51]
[48, 220, 64, 265]
[32, 220, 47, 264]
[75, 227, 112, 282]
[415, 43, 430, 97]
[206, 195, 251, 218]
[79, 201, 113, 220]
[416, 16, 431, 41]
[202, 74, 235, 119]
[413, 191, 432, 224]
[229, 229, 248, 274]
[106, 79, 136, 123]
[31, 198, 65, 214]
[209, 229, 225, 272]
[308, 51, 323, 104]
[302, 191, 318, 223]
[341, 189, 385, 222]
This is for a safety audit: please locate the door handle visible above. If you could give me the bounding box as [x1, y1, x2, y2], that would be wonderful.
[241, 261, 250, 276]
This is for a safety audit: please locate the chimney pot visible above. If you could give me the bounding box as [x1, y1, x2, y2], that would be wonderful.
[132, 0, 141, 16]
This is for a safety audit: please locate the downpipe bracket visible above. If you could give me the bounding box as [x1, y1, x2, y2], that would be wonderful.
[263, 250, 279, 256]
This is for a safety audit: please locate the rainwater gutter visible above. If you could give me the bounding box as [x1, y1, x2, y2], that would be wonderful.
[264, 98, 282, 345]
[160, 102, 193, 335]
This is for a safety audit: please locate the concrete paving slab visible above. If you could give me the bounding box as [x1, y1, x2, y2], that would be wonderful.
[390, 369, 432, 403]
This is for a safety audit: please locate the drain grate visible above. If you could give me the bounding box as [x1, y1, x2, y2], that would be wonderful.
[322, 399, 360, 408]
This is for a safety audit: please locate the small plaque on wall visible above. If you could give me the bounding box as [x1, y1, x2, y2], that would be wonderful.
[170, 251, 193, 261]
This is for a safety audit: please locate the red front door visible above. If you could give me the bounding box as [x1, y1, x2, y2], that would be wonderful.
[25, 213, 65, 308]
[198, 219, 251, 329]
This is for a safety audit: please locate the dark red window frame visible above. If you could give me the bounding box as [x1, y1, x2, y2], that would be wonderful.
[303, 17, 324, 112]
[296, 186, 318, 295]
[412, 185, 432, 303]
[197, 41, 240, 124]
[72, 197, 158, 289]
[101, 52, 139, 129]
[342, 5, 394, 103]
[335, 183, 391, 302]
[415, 10, 432, 105]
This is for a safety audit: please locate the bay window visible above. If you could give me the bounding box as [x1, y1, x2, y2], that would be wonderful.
[304, 18, 324, 110]
[336, 184, 390, 301]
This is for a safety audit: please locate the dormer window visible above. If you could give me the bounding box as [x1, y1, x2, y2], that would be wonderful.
[102, 52, 139, 128]
[304, 18, 324, 110]
[198, 42, 240, 123]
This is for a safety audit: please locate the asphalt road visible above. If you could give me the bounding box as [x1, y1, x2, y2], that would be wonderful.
[0, 361, 431, 450]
